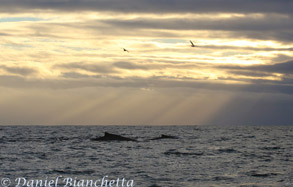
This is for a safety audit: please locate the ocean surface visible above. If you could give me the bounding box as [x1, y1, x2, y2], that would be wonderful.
[0, 126, 292, 187]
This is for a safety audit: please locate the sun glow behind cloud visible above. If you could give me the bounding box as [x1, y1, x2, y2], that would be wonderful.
[0, 1, 293, 125]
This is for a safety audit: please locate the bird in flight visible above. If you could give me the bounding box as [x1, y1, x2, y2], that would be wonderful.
[122, 48, 129, 53]
[190, 40, 198, 47]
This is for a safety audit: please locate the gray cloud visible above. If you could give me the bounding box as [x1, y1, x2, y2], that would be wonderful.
[0, 65, 38, 76]
[229, 30, 293, 43]
[0, 0, 293, 14]
[6, 12, 291, 43]
[55, 62, 118, 74]
[113, 62, 151, 70]
[204, 45, 293, 52]
[102, 16, 293, 32]
[22, 14, 293, 43]
[219, 61, 293, 75]
[112, 61, 181, 70]
[0, 32, 9, 36]
[253, 61, 293, 74]
[217, 61, 293, 85]
[227, 70, 271, 78]
[1, 73, 293, 95]
[61, 72, 102, 79]
[113, 61, 206, 71]
[99, 15, 293, 42]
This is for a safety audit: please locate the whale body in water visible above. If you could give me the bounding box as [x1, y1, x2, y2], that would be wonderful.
[91, 132, 137, 142]
[150, 134, 178, 140]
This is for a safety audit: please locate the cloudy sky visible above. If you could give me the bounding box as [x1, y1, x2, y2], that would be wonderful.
[0, 0, 292, 125]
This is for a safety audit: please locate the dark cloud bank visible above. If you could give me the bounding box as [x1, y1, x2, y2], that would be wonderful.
[2, 0, 293, 43]
[0, 61, 292, 95]
[1, 0, 293, 14]
[219, 60, 293, 77]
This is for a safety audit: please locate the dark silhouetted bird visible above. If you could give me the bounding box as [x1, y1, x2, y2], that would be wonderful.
[190, 40, 198, 47]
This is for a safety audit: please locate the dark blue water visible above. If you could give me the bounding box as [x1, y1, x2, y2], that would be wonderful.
[0, 126, 292, 187]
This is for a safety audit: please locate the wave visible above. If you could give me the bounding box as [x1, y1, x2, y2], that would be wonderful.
[217, 148, 240, 153]
[245, 171, 280, 178]
[164, 149, 204, 156]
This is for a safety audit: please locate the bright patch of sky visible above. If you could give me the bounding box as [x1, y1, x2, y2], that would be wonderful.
[0, 17, 43, 22]
[154, 39, 186, 44]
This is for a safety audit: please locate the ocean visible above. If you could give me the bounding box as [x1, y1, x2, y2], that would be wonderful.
[0, 126, 292, 187]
